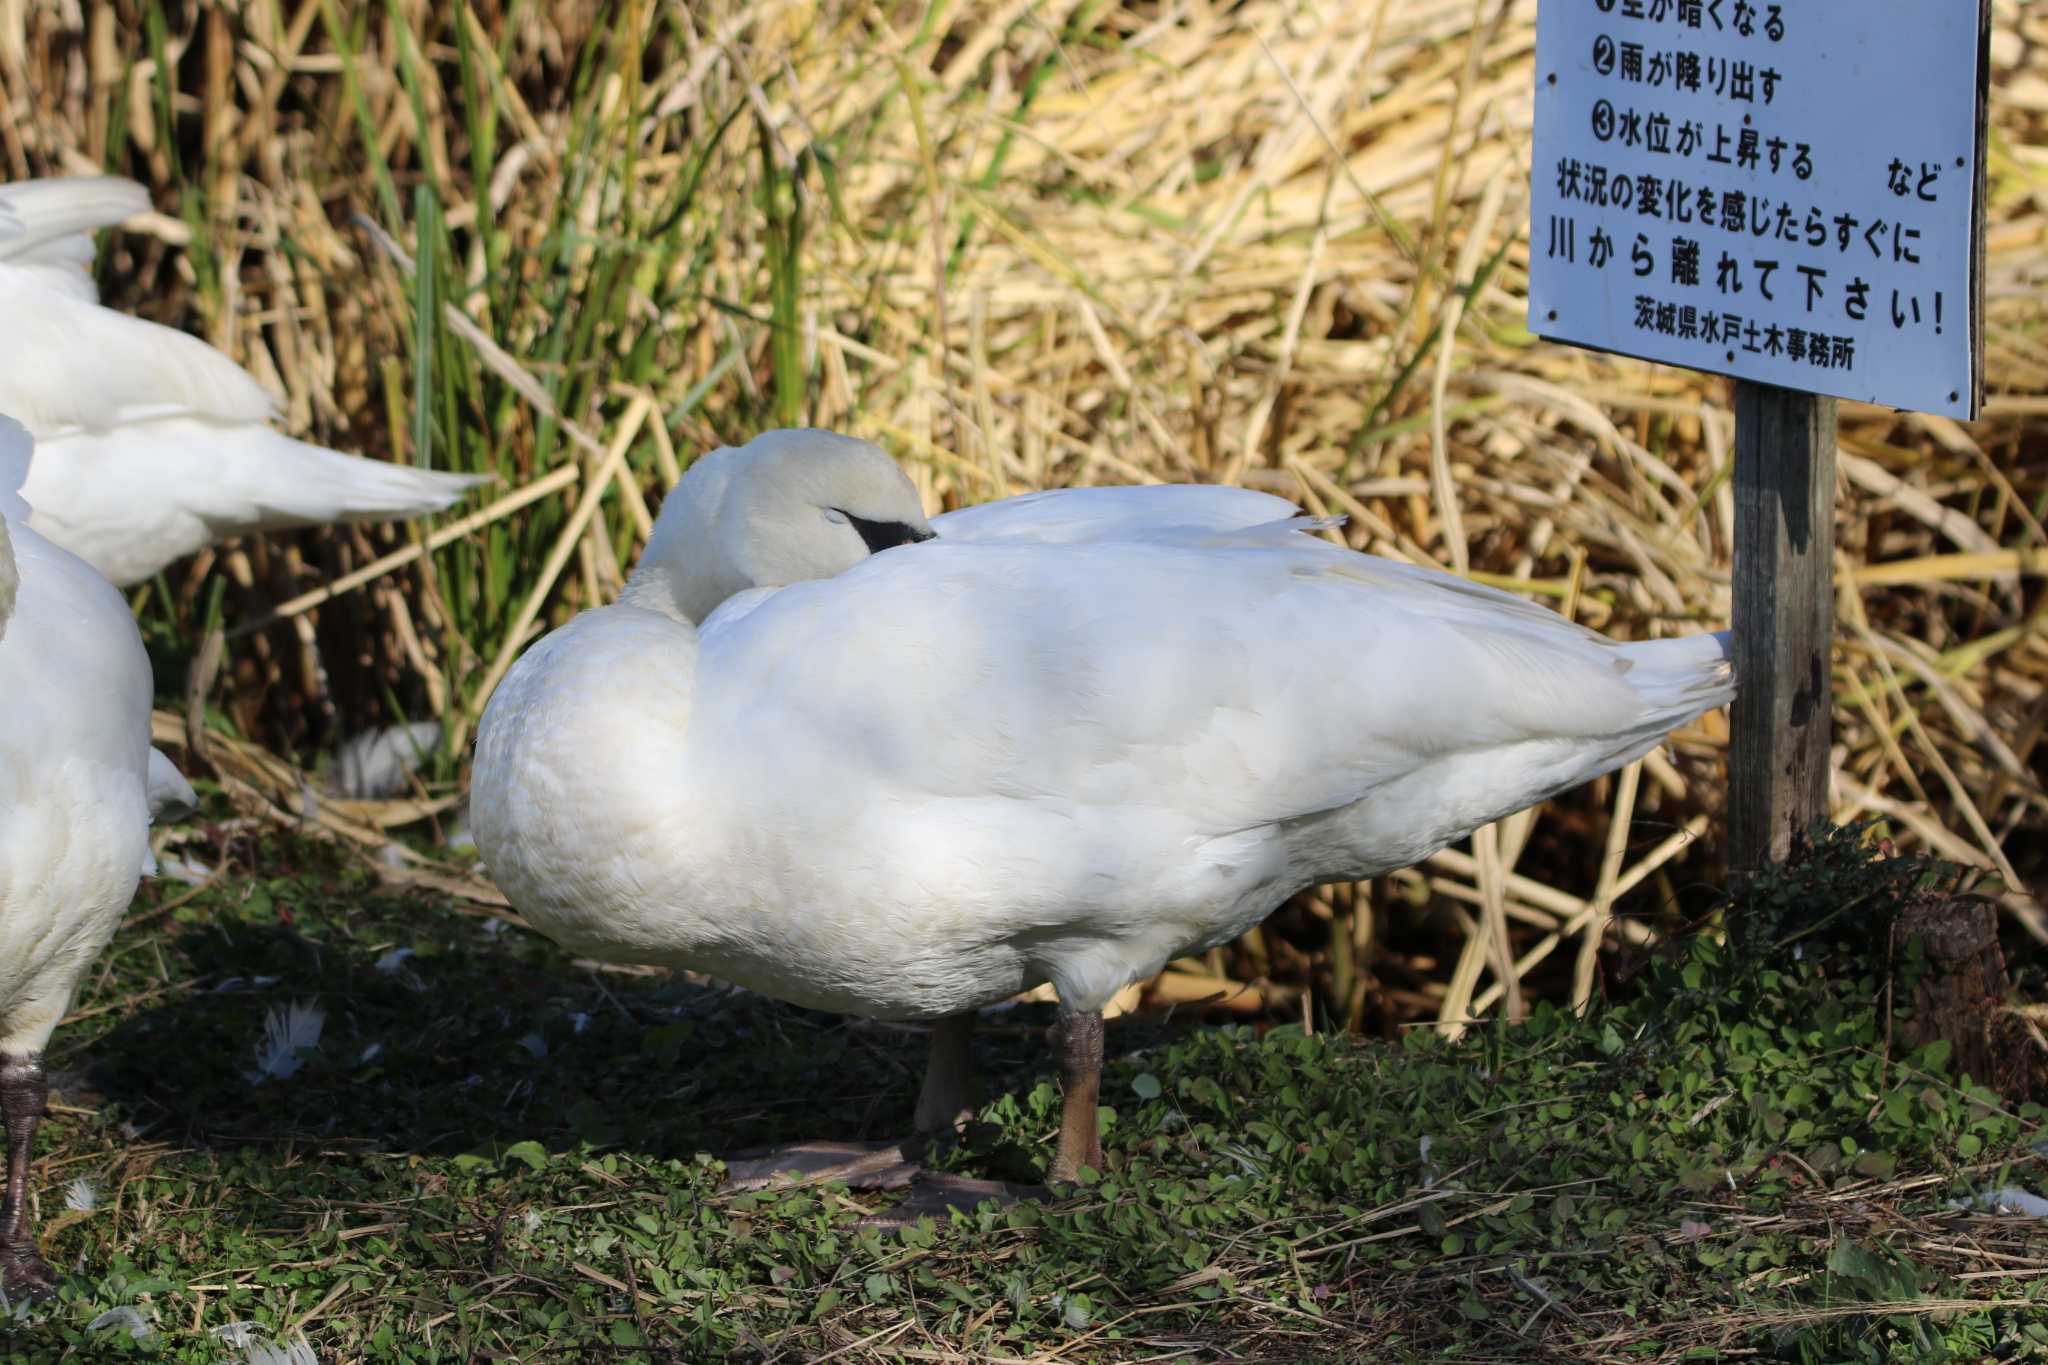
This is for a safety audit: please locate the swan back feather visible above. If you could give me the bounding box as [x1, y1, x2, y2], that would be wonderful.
[932, 483, 1301, 544]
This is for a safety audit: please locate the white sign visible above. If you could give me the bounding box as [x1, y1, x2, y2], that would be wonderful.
[1530, 0, 1986, 418]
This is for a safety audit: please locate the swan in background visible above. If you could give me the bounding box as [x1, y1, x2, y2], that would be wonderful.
[472, 429, 1736, 1205]
[0, 414, 191, 1297]
[0, 175, 485, 586]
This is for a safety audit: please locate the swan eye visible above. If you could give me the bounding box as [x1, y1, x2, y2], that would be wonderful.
[835, 510, 937, 554]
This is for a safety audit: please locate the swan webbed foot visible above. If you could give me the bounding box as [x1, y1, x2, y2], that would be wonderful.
[721, 1013, 986, 1191]
[0, 1244, 57, 1303]
[1047, 1009, 1105, 1186]
[717, 1136, 1031, 1228]
[860, 1172, 1039, 1228]
[720, 1138, 926, 1193]
[718, 1010, 1076, 1222]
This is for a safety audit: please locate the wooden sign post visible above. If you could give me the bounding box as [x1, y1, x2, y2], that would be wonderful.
[1529, 0, 1990, 882]
[1728, 384, 1835, 872]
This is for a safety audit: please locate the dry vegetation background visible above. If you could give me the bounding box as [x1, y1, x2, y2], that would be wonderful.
[2, 0, 2044, 1030]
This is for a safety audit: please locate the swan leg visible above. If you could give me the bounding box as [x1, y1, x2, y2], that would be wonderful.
[911, 1012, 978, 1135]
[1048, 1010, 1104, 1185]
[0, 1054, 56, 1300]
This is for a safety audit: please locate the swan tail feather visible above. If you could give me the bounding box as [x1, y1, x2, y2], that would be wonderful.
[240, 434, 489, 527]
[1614, 629, 1737, 719]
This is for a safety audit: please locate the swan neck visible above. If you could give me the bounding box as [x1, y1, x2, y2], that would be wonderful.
[619, 464, 745, 625]
[617, 560, 730, 625]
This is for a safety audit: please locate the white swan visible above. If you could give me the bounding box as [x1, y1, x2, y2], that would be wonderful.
[472, 429, 1735, 1196]
[0, 414, 191, 1296]
[0, 176, 485, 585]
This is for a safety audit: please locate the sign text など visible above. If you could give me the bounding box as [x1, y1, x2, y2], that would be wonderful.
[1529, 0, 1987, 418]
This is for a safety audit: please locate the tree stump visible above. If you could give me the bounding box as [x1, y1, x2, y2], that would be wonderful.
[1897, 893, 2008, 1089]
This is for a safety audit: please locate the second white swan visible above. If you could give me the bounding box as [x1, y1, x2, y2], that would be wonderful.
[473, 429, 1735, 1193]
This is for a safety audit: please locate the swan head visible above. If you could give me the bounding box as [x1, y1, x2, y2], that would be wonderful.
[621, 428, 935, 623]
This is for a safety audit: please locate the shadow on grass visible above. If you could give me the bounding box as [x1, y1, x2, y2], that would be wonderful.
[15, 828, 2040, 1363]
[66, 863, 1181, 1179]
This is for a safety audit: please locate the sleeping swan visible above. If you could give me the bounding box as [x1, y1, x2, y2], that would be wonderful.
[472, 429, 1735, 1199]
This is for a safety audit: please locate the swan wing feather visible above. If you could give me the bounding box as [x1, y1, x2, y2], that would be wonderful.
[700, 539, 1730, 839]
[931, 484, 1303, 545]
[0, 268, 277, 432]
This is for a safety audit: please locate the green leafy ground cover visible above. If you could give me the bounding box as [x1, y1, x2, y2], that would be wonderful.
[3, 829, 2044, 1362]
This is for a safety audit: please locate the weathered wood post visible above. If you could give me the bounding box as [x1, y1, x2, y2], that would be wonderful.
[1728, 383, 1836, 874]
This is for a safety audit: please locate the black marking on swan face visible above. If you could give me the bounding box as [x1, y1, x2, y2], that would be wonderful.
[842, 512, 938, 553]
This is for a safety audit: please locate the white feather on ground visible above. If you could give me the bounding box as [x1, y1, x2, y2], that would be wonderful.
[249, 1335, 320, 1365]
[245, 1000, 325, 1083]
[85, 1306, 153, 1344]
[1951, 1186, 2048, 1218]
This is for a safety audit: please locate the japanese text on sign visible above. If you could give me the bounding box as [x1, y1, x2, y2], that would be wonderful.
[1530, 0, 1986, 418]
